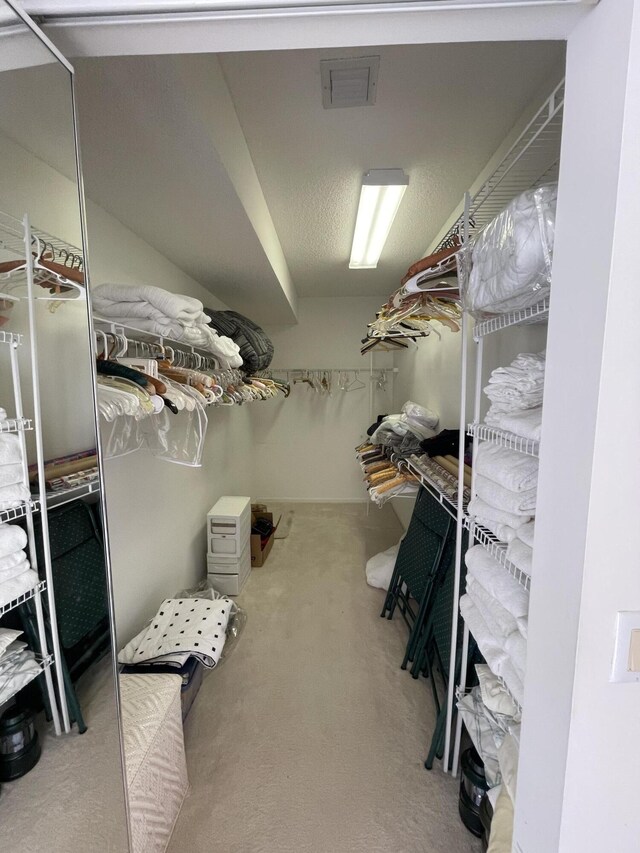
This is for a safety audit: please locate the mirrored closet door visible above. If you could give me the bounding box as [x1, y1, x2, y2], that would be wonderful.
[0, 3, 128, 851]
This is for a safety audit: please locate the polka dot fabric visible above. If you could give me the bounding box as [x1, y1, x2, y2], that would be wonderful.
[118, 597, 232, 669]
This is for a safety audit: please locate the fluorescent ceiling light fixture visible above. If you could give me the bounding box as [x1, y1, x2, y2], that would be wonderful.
[349, 169, 409, 269]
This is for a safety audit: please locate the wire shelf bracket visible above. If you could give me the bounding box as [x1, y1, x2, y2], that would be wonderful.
[467, 423, 539, 458]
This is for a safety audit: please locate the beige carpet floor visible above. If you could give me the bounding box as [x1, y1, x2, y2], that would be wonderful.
[168, 502, 482, 853]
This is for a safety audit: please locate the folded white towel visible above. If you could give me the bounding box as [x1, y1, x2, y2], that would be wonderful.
[475, 474, 536, 515]
[0, 569, 39, 609]
[472, 515, 519, 544]
[467, 576, 519, 639]
[475, 443, 539, 493]
[476, 665, 520, 719]
[93, 283, 205, 323]
[465, 545, 530, 622]
[0, 408, 6, 422]
[0, 482, 30, 510]
[485, 406, 543, 442]
[0, 524, 27, 559]
[0, 550, 27, 573]
[460, 594, 508, 672]
[505, 538, 534, 578]
[505, 632, 527, 680]
[0, 464, 24, 488]
[468, 497, 531, 530]
[517, 521, 535, 548]
[0, 559, 30, 582]
[0, 434, 22, 465]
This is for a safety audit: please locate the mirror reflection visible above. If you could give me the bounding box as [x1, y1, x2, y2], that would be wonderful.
[0, 4, 128, 852]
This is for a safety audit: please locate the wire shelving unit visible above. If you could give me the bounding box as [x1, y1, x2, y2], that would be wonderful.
[463, 516, 531, 591]
[473, 297, 550, 340]
[0, 580, 47, 619]
[467, 424, 540, 458]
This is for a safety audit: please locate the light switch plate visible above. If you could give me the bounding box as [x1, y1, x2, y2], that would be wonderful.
[611, 611, 640, 682]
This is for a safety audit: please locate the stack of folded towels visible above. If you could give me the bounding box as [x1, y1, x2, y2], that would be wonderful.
[0, 628, 42, 707]
[468, 442, 536, 578]
[0, 433, 30, 511]
[484, 352, 545, 442]
[0, 523, 38, 608]
[461, 545, 530, 706]
[92, 283, 243, 369]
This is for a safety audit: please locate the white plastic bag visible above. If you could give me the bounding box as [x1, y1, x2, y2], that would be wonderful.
[366, 541, 401, 590]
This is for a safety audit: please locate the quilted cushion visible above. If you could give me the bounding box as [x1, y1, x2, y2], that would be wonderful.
[204, 309, 274, 373]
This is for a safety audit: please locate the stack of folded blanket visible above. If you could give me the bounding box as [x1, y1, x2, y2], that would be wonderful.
[461, 545, 530, 706]
[93, 283, 243, 369]
[368, 401, 439, 455]
[0, 628, 42, 707]
[484, 352, 545, 442]
[0, 523, 38, 608]
[468, 442, 537, 564]
[0, 434, 30, 511]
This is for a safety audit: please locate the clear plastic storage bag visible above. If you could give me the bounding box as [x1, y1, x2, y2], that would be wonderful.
[99, 412, 144, 459]
[459, 183, 557, 319]
[140, 386, 208, 467]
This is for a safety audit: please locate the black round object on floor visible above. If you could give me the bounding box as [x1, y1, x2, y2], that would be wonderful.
[458, 747, 489, 838]
[0, 707, 41, 782]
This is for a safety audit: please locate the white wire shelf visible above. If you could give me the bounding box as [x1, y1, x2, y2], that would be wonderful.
[472, 297, 549, 339]
[0, 330, 23, 346]
[0, 580, 46, 618]
[0, 417, 33, 433]
[467, 423, 539, 457]
[464, 515, 531, 591]
[0, 502, 30, 524]
[435, 80, 564, 251]
[403, 454, 464, 521]
[2, 653, 55, 708]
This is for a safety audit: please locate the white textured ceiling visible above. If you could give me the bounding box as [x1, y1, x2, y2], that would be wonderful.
[19, 41, 565, 321]
[220, 41, 564, 297]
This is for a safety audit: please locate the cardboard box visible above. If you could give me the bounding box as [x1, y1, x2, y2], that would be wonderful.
[251, 510, 280, 567]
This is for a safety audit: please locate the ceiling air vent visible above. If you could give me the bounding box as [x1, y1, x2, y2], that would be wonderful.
[320, 56, 380, 109]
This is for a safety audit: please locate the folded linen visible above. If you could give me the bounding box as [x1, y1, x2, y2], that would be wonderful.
[0, 648, 42, 707]
[119, 596, 232, 669]
[0, 628, 22, 658]
[517, 521, 535, 548]
[498, 659, 525, 709]
[505, 632, 527, 680]
[0, 569, 38, 609]
[0, 434, 22, 465]
[485, 406, 543, 442]
[505, 538, 533, 578]
[465, 545, 530, 623]
[484, 352, 546, 413]
[467, 576, 519, 640]
[475, 443, 539, 493]
[475, 474, 537, 515]
[468, 497, 531, 530]
[93, 283, 205, 323]
[0, 559, 30, 582]
[460, 595, 508, 675]
[473, 515, 518, 544]
[476, 665, 520, 720]
[0, 482, 30, 509]
[0, 524, 27, 559]
[0, 463, 24, 488]
[0, 550, 28, 573]
[0, 408, 6, 422]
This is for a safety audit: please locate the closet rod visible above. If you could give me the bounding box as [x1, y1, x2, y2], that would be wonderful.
[269, 367, 398, 373]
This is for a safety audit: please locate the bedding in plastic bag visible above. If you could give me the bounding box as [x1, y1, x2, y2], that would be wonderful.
[174, 578, 247, 668]
[366, 541, 401, 590]
[459, 184, 557, 318]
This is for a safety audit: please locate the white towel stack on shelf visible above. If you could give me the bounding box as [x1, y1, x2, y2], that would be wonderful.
[484, 352, 545, 441]
[93, 283, 243, 369]
[0, 434, 30, 510]
[462, 545, 530, 705]
[469, 442, 538, 552]
[0, 523, 38, 608]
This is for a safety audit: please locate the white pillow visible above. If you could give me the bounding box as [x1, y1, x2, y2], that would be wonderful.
[0, 627, 23, 659]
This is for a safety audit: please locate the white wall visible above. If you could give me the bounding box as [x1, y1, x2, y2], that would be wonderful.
[249, 296, 393, 502]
